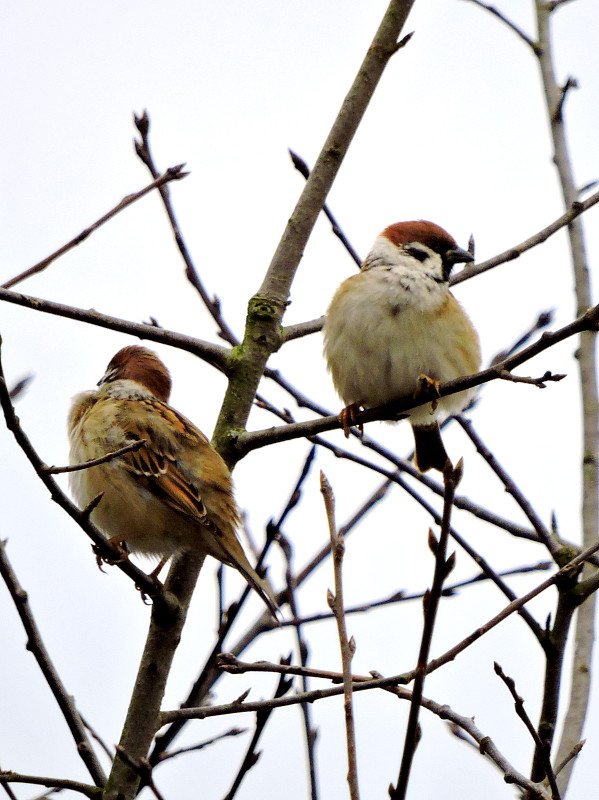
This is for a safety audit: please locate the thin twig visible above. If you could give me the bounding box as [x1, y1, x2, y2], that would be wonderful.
[271, 446, 320, 800]
[459, 0, 540, 53]
[221, 659, 294, 800]
[494, 663, 561, 799]
[8, 374, 33, 401]
[321, 472, 360, 800]
[0, 772, 100, 798]
[456, 417, 559, 557]
[282, 192, 599, 345]
[451, 190, 599, 286]
[156, 728, 247, 764]
[2, 166, 188, 290]
[239, 302, 599, 453]
[133, 112, 239, 345]
[44, 440, 147, 474]
[392, 462, 463, 800]
[208, 537, 599, 702]
[265, 561, 550, 630]
[553, 740, 585, 776]
[159, 682, 550, 797]
[0, 540, 107, 786]
[287, 150, 362, 267]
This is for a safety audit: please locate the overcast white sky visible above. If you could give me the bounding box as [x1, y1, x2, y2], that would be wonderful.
[1, 1, 599, 798]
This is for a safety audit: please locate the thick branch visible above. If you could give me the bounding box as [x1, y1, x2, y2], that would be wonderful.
[213, 0, 416, 461]
[534, 3, 598, 791]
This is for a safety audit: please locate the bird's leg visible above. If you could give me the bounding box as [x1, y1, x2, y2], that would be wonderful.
[339, 403, 363, 438]
[416, 373, 441, 412]
[147, 557, 168, 582]
[94, 537, 130, 571]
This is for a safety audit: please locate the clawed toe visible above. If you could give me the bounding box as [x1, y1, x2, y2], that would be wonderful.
[339, 403, 363, 438]
[416, 374, 441, 411]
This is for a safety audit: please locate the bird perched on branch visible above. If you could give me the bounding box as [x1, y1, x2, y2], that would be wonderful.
[323, 220, 481, 472]
[68, 345, 278, 616]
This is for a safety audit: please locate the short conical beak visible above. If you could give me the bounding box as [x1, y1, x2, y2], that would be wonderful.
[446, 247, 474, 266]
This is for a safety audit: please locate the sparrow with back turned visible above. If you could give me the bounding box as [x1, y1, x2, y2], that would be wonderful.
[68, 345, 278, 616]
[323, 220, 481, 472]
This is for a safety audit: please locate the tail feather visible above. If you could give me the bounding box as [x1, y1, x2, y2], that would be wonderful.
[412, 423, 450, 473]
[209, 530, 280, 619]
[236, 561, 280, 619]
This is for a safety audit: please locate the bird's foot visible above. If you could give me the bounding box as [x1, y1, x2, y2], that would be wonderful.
[416, 374, 441, 412]
[94, 537, 130, 571]
[339, 403, 363, 438]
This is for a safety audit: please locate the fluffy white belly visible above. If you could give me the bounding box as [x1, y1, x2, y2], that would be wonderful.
[324, 270, 479, 424]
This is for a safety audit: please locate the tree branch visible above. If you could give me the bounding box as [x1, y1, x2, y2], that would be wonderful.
[239, 303, 599, 453]
[1, 166, 188, 290]
[321, 472, 360, 800]
[0, 542, 107, 787]
[0, 288, 229, 370]
[0, 772, 100, 798]
[392, 463, 462, 800]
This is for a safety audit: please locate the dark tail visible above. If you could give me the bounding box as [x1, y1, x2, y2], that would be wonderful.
[412, 423, 450, 473]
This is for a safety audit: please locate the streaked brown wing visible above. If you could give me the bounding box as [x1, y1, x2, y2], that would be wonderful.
[117, 398, 212, 524]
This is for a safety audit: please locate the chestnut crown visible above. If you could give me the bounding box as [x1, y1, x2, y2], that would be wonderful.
[100, 346, 172, 402]
[382, 220, 473, 279]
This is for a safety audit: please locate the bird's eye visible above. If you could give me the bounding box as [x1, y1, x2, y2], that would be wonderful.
[404, 244, 430, 263]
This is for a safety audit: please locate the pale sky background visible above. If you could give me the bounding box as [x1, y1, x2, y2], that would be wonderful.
[1, 1, 599, 798]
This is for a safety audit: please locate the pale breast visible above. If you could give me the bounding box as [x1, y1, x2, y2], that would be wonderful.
[324, 270, 480, 422]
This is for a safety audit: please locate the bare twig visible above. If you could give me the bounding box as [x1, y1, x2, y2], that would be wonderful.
[265, 561, 550, 630]
[456, 417, 559, 557]
[288, 150, 362, 267]
[321, 472, 360, 800]
[392, 462, 462, 800]
[156, 728, 247, 764]
[238, 303, 599, 453]
[213, 0, 417, 464]
[553, 740, 585, 777]
[44, 440, 147, 474]
[0, 542, 107, 787]
[451, 190, 599, 286]
[2, 166, 188, 290]
[133, 112, 239, 346]
[490, 310, 555, 364]
[214, 538, 598, 705]
[272, 446, 320, 800]
[0, 288, 229, 370]
[281, 190, 599, 344]
[494, 663, 561, 799]
[160, 678, 551, 797]
[221, 659, 294, 800]
[0, 772, 100, 798]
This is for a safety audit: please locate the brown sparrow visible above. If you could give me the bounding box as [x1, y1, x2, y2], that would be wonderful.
[68, 345, 278, 615]
[323, 220, 481, 472]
